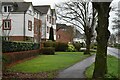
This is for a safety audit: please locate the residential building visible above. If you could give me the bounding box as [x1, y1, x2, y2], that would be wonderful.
[34, 5, 56, 41]
[0, 2, 42, 43]
[56, 24, 75, 43]
[73, 30, 85, 43]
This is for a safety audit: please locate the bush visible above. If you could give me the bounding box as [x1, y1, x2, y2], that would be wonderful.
[2, 41, 40, 53]
[73, 43, 81, 51]
[42, 40, 55, 47]
[66, 44, 76, 52]
[3, 50, 40, 66]
[90, 43, 97, 49]
[41, 47, 55, 55]
[55, 42, 68, 52]
[114, 43, 120, 49]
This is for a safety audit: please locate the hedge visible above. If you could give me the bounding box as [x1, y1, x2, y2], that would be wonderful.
[41, 47, 55, 55]
[42, 41, 68, 52]
[2, 41, 40, 53]
[3, 49, 40, 68]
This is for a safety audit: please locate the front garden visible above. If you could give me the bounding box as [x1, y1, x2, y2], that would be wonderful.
[3, 52, 91, 78]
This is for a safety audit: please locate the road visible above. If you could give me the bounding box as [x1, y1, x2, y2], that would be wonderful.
[107, 47, 120, 58]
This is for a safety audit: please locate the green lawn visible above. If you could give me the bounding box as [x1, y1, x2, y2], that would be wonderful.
[7, 52, 90, 73]
[85, 55, 120, 78]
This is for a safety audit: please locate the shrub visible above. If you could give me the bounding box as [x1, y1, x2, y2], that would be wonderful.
[42, 40, 55, 47]
[55, 42, 68, 52]
[114, 43, 120, 49]
[41, 47, 55, 55]
[90, 43, 97, 49]
[2, 41, 40, 53]
[3, 50, 40, 66]
[73, 43, 81, 51]
[66, 44, 76, 52]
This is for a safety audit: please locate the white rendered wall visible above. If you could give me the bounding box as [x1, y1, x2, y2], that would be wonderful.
[1, 13, 24, 37]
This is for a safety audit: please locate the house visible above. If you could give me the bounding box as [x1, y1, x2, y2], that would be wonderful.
[34, 5, 56, 41]
[0, 2, 42, 43]
[73, 30, 85, 43]
[56, 24, 75, 43]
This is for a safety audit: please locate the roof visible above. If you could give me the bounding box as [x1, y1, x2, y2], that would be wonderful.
[56, 24, 73, 31]
[34, 5, 50, 14]
[2, 2, 32, 12]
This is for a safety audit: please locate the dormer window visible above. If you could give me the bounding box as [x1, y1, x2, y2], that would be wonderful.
[3, 5, 13, 12]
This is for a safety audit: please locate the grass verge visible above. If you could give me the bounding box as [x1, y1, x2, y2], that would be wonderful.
[85, 55, 120, 78]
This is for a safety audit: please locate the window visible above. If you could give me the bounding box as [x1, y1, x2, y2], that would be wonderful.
[52, 18, 54, 25]
[3, 6, 12, 12]
[47, 15, 48, 21]
[47, 27, 50, 33]
[3, 37, 9, 41]
[4, 6, 7, 12]
[3, 19, 11, 30]
[28, 20, 32, 31]
[49, 16, 51, 23]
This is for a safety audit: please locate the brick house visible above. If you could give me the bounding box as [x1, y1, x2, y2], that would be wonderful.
[56, 24, 75, 43]
[0, 2, 42, 43]
[34, 5, 57, 41]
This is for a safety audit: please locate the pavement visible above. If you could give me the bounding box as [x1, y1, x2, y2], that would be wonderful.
[55, 47, 119, 79]
[56, 54, 95, 78]
[107, 47, 120, 59]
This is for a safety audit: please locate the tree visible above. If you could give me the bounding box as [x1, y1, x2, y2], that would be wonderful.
[49, 26, 54, 41]
[111, 3, 120, 40]
[56, 0, 97, 54]
[92, 1, 112, 78]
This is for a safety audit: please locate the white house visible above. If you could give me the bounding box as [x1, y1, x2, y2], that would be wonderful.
[0, 2, 41, 43]
[34, 5, 57, 41]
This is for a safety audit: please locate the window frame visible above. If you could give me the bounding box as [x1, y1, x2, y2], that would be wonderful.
[3, 19, 11, 30]
[28, 20, 32, 31]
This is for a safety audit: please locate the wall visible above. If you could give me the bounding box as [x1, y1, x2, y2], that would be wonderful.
[2, 13, 24, 37]
[25, 5, 34, 38]
[56, 26, 74, 43]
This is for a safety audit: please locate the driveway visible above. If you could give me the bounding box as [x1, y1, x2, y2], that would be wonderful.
[107, 47, 120, 58]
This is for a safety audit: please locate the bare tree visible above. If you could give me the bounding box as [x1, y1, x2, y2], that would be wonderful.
[56, 0, 97, 54]
[111, 4, 120, 36]
[92, 1, 112, 78]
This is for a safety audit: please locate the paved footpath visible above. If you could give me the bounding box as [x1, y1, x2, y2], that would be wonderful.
[56, 54, 95, 78]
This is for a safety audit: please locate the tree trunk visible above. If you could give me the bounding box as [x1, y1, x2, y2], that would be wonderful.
[84, 30, 91, 55]
[92, 2, 111, 78]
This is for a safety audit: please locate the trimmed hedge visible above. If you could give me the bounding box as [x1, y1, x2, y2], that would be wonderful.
[42, 41, 55, 47]
[41, 47, 55, 55]
[2, 41, 40, 53]
[42, 41, 68, 52]
[3, 50, 40, 67]
[55, 42, 68, 52]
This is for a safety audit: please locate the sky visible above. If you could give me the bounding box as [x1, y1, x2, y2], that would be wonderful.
[24, 0, 120, 34]
[24, 0, 68, 8]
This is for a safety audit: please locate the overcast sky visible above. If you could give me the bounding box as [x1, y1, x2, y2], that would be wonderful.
[24, 0, 68, 8]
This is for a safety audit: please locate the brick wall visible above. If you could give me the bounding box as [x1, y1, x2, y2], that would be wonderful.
[56, 26, 74, 43]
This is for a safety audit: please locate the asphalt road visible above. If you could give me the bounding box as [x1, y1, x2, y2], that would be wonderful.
[107, 47, 120, 58]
